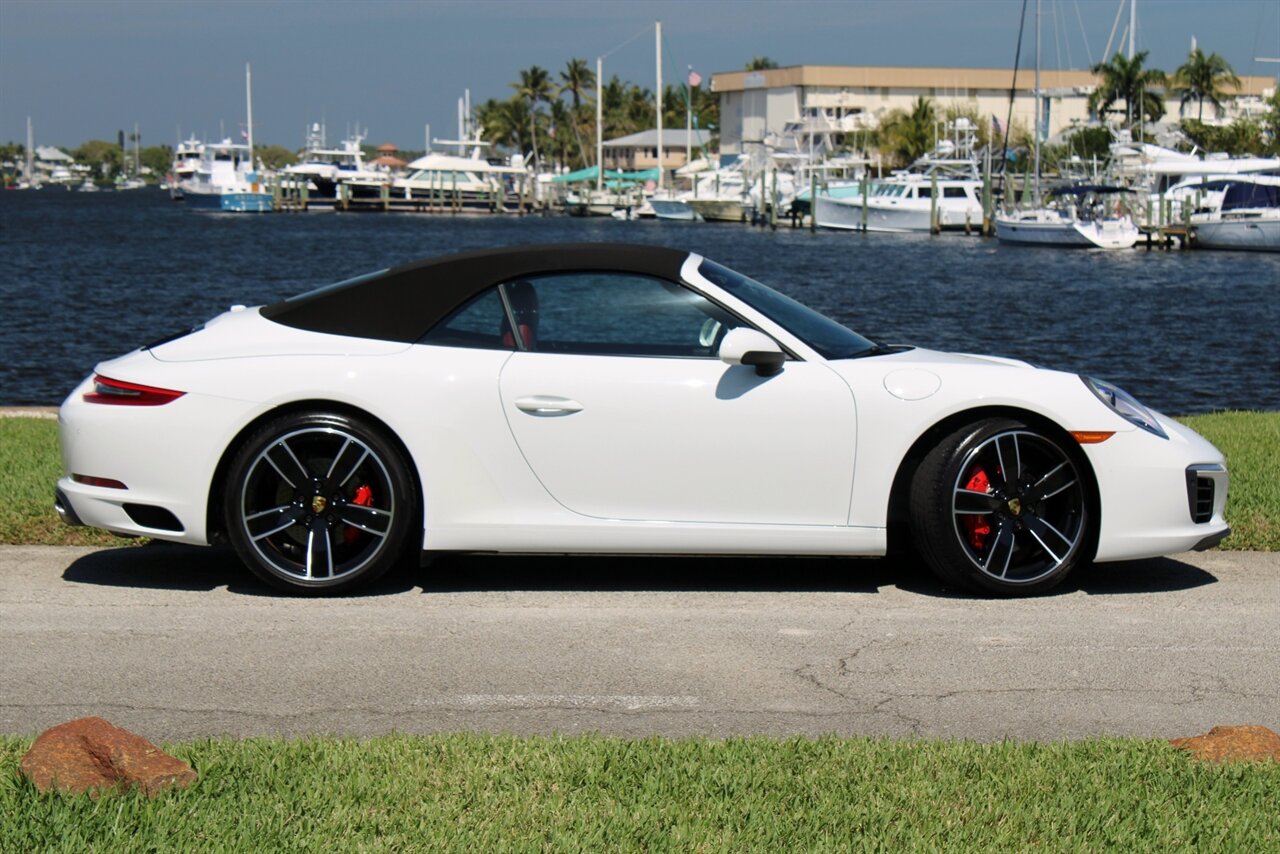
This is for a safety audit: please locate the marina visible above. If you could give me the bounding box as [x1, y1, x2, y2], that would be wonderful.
[2, 187, 1278, 414]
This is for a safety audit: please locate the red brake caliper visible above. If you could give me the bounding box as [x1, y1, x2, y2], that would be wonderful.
[962, 468, 991, 551]
[344, 484, 374, 544]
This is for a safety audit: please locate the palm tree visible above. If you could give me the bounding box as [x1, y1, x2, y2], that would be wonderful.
[1171, 48, 1240, 122]
[558, 58, 595, 168]
[745, 57, 779, 71]
[558, 58, 594, 111]
[512, 65, 553, 172]
[879, 96, 936, 167]
[1088, 51, 1167, 127]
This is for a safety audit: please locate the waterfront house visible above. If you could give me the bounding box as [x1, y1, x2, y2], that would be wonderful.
[602, 129, 704, 175]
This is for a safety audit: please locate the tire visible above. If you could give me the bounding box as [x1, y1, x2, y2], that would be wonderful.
[909, 418, 1090, 596]
[223, 410, 418, 595]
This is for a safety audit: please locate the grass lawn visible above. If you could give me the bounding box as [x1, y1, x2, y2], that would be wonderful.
[4, 411, 1276, 550]
[2, 734, 1277, 851]
[0, 417, 131, 546]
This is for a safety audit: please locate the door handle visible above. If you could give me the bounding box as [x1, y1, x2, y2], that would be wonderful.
[513, 395, 584, 416]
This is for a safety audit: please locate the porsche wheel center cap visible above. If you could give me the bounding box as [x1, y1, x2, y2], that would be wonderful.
[1006, 497, 1023, 517]
[311, 496, 328, 514]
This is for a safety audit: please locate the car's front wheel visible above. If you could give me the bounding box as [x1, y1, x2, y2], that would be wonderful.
[910, 418, 1090, 596]
[224, 411, 417, 594]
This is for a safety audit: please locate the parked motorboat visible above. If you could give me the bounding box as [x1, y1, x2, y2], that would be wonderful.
[282, 125, 389, 201]
[815, 173, 983, 232]
[181, 65, 273, 213]
[169, 136, 202, 200]
[649, 189, 702, 221]
[813, 120, 983, 233]
[180, 139, 272, 212]
[390, 137, 527, 211]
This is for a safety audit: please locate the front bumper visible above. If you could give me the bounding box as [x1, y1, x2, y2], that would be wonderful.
[1086, 416, 1230, 562]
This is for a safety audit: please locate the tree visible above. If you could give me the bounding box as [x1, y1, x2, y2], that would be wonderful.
[73, 139, 123, 178]
[255, 145, 298, 170]
[512, 65, 553, 173]
[1171, 47, 1240, 122]
[878, 96, 937, 167]
[558, 58, 594, 111]
[745, 57, 779, 71]
[140, 145, 172, 177]
[558, 58, 595, 168]
[1088, 51, 1167, 126]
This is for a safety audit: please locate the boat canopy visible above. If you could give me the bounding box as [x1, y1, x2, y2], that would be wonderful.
[1049, 185, 1133, 197]
[552, 165, 624, 183]
[552, 165, 657, 184]
[1221, 181, 1280, 211]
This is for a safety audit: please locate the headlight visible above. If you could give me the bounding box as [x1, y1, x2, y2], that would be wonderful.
[1081, 376, 1167, 439]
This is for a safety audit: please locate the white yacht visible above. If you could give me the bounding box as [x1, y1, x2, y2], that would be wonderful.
[813, 120, 984, 233]
[815, 173, 984, 232]
[180, 139, 272, 212]
[282, 125, 389, 201]
[996, 186, 1140, 249]
[389, 137, 527, 211]
[181, 65, 273, 213]
[169, 136, 202, 200]
[687, 162, 750, 223]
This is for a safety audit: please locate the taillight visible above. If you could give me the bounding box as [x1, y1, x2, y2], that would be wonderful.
[84, 375, 185, 406]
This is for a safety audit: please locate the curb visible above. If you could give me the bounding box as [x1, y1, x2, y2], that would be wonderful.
[0, 407, 58, 419]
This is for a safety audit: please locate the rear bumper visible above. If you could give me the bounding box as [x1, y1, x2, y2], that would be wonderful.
[53, 487, 85, 527]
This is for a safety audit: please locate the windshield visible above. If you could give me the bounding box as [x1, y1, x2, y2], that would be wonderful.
[697, 259, 878, 359]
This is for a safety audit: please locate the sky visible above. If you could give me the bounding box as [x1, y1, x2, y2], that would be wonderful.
[2, 0, 1278, 150]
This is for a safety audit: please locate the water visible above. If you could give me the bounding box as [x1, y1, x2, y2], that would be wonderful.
[2, 189, 1278, 413]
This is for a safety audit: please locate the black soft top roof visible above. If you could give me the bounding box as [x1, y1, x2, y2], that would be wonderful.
[261, 243, 692, 342]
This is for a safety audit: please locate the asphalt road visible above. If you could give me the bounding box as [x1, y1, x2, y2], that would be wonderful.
[1, 544, 1276, 742]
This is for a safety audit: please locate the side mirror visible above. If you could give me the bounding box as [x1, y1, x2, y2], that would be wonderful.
[718, 327, 785, 377]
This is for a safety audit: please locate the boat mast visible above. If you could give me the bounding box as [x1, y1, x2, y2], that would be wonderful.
[1034, 0, 1041, 203]
[25, 116, 34, 183]
[1128, 0, 1135, 59]
[596, 56, 603, 193]
[686, 66, 692, 168]
[245, 62, 255, 168]
[656, 20, 663, 191]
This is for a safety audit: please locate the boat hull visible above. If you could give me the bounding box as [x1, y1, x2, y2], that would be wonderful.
[1193, 216, 1280, 252]
[650, 199, 700, 221]
[688, 199, 744, 223]
[996, 214, 1139, 249]
[815, 194, 982, 233]
[184, 189, 274, 212]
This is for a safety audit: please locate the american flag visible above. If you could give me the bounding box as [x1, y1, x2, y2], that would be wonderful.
[688, 68, 702, 88]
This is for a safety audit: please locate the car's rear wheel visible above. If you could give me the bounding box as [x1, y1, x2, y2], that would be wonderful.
[224, 411, 417, 594]
[910, 418, 1089, 596]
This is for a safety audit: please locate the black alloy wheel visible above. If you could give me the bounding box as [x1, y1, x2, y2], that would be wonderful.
[910, 418, 1090, 596]
[224, 411, 417, 594]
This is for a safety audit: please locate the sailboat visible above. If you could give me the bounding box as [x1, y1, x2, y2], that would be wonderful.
[995, 0, 1139, 249]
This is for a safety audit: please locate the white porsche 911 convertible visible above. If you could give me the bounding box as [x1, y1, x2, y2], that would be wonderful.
[56, 244, 1229, 596]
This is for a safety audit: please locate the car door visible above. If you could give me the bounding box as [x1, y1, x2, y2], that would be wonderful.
[495, 271, 857, 526]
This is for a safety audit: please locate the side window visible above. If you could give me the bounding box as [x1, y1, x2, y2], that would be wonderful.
[943, 186, 968, 198]
[419, 287, 512, 350]
[916, 186, 931, 199]
[503, 273, 743, 358]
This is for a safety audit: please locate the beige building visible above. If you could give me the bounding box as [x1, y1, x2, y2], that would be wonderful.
[711, 64, 1276, 157]
[601, 129, 702, 171]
